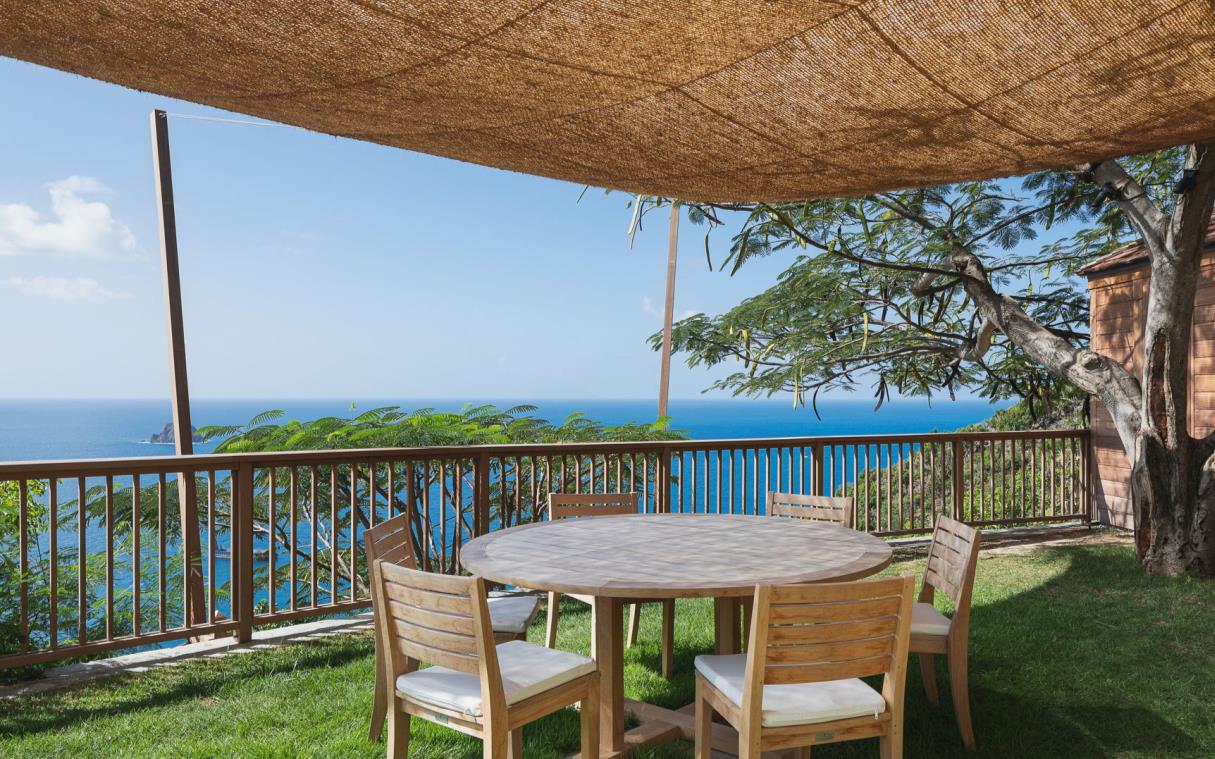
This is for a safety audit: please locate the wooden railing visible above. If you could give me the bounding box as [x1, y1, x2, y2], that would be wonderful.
[0, 428, 1090, 669]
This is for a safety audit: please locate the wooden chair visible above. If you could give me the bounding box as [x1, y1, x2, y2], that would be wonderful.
[370, 558, 600, 759]
[740, 492, 859, 648]
[544, 493, 676, 677]
[911, 515, 982, 751]
[694, 575, 915, 759]
[766, 491, 855, 529]
[366, 514, 541, 742]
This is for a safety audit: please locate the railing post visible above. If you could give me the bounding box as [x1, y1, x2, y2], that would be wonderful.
[951, 440, 965, 522]
[234, 463, 255, 643]
[812, 444, 825, 496]
[1088, 429, 1098, 524]
[474, 451, 491, 536]
[657, 446, 672, 513]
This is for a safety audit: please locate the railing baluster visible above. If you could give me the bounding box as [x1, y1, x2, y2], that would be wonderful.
[131, 474, 140, 638]
[207, 471, 216, 624]
[49, 477, 58, 649]
[77, 476, 87, 645]
[158, 473, 166, 632]
[290, 466, 299, 611]
[329, 466, 338, 600]
[105, 475, 113, 639]
[349, 463, 358, 599]
[19, 480, 29, 652]
[310, 465, 318, 607]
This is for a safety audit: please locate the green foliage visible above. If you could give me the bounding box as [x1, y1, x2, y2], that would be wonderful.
[198, 404, 686, 589]
[200, 404, 682, 452]
[639, 149, 1185, 412]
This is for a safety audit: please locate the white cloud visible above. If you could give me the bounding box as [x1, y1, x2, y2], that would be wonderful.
[0, 176, 139, 258]
[4, 275, 130, 301]
[642, 296, 700, 321]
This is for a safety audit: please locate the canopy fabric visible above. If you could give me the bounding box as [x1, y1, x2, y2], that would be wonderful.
[2, 1, 1214, 202]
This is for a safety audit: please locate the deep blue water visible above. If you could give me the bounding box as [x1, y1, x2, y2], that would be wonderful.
[0, 397, 1005, 462]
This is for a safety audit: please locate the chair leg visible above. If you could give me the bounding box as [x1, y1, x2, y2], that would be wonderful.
[660, 600, 675, 678]
[738, 723, 761, 759]
[879, 730, 902, 759]
[508, 729, 523, 759]
[580, 675, 600, 759]
[545, 592, 561, 648]
[949, 644, 976, 751]
[369, 637, 387, 741]
[918, 652, 940, 706]
[626, 603, 641, 647]
[694, 677, 713, 759]
[796, 748, 812, 759]
[386, 701, 410, 759]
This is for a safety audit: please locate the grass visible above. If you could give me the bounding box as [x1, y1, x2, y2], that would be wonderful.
[1, 540, 1213, 757]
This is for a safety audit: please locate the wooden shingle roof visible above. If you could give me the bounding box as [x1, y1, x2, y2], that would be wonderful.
[1078, 217, 1215, 278]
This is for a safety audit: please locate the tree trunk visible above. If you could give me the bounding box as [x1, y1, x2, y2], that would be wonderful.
[1130, 434, 1215, 575]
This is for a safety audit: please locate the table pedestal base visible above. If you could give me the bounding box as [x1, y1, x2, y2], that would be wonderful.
[568, 700, 808, 758]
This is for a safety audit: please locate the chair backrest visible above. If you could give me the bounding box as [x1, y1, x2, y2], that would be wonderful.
[742, 576, 914, 719]
[370, 558, 508, 723]
[364, 512, 417, 570]
[548, 492, 638, 520]
[766, 491, 855, 529]
[921, 515, 981, 625]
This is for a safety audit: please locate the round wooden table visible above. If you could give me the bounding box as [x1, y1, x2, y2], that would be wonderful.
[461, 513, 893, 757]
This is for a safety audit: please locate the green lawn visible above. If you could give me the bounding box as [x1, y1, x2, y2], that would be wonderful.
[2, 541, 1213, 758]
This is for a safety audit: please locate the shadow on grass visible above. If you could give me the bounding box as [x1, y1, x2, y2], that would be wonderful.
[0, 635, 372, 738]
[2, 544, 1210, 759]
[630, 545, 1207, 758]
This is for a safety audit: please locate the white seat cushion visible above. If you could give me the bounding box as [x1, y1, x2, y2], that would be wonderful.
[694, 654, 885, 727]
[395, 640, 595, 717]
[911, 602, 952, 636]
[488, 595, 540, 635]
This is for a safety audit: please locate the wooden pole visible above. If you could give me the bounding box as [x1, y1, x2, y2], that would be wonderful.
[658, 203, 679, 418]
[151, 109, 207, 627]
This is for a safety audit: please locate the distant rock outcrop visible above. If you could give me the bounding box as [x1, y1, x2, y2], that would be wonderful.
[149, 422, 203, 445]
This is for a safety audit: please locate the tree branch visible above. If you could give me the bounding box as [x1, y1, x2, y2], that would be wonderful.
[1085, 160, 1168, 252]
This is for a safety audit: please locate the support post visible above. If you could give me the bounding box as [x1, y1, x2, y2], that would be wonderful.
[658, 203, 679, 418]
[151, 109, 207, 626]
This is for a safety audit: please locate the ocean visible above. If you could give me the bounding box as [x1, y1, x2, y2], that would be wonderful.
[0, 397, 1007, 461]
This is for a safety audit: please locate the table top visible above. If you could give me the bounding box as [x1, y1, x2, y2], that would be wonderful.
[460, 513, 893, 598]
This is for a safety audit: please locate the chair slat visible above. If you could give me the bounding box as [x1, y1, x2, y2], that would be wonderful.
[396, 637, 481, 675]
[769, 581, 903, 604]
[387, 600, 476, 637]
[379, 559, 473, 594]
[549, 492, 638, 520]
[391, 616, 478, 655]
[766, 491, 854, 528]
[768, 595, 902, 624]
[382, 581, 474, 616]
[764, 654, 893, 683]
[765, 636, 893, 665]
[766, 617, 898, 645]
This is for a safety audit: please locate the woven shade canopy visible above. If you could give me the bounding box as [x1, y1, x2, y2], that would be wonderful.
[2, 2, 1214, 202]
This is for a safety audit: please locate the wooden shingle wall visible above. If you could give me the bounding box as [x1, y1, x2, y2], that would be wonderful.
[1087, 254, 1215, 528]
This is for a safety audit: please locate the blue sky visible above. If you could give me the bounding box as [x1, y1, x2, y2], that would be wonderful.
[0, 58, 1075, 405]
[0, 57, 813, 401]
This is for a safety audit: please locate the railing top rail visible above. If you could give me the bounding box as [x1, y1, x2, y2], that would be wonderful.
[0, 428, 1089, 479]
